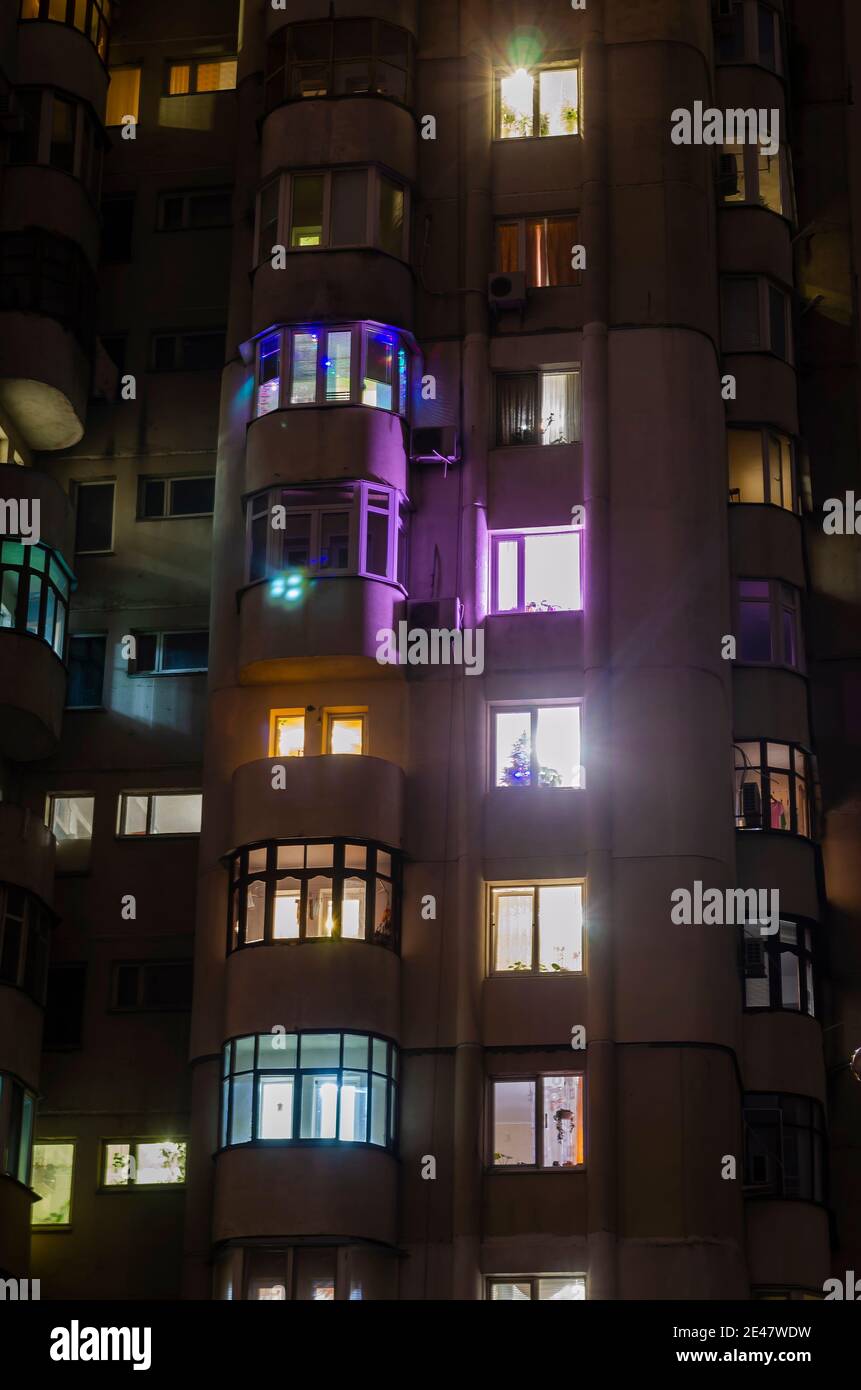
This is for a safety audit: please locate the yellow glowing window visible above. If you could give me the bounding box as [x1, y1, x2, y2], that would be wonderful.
[327, 714, 365, 756]
[272, 712, 305, 757]
[106, 66, 141, 126]
[21, 0, 40, 19]
[196, 60, 237, 92]
[168, 64, 191, 95]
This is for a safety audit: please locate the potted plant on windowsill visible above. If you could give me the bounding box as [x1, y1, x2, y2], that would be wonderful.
[561, 104, 578, 134]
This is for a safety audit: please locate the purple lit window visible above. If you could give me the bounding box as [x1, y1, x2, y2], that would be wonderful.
[490, 529, 582, 614]
[493, 705, 581, 789]
[256, 333, 281, 416]
[736, 579, 801, 668]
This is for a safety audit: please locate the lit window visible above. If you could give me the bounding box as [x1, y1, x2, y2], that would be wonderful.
[31, 1141, 74, 1227]
[734, 741, 812, 836]
[246, 481, 406, 587]
[491, 883, 583, 974]
[129, 630, 208, 675]
[151, 331, 225, 371]
[264, 19, 413, 112]
[742, 919, 816, 1015]
[326, 712, 366, 755]
[271, 711, 305, 757]
[0, 884, 50, 1004]
[0, 1074, 36, 1186]
[490, 529, 582, 614]
[728, 428, 796, 509]
[165, 58, 237, 96]
[228, 841, 398, 951]
[117, 791, 203, 837]
[492, 705, 582, 789]
[220, 1031, 397, 1150]
[112, 960, 193, 1010]
[105, 66, 141, 126]
[488, 1277, 586, 1301]
[495, 216, 580, 288]
[252, 323, 411, 416]
[497, 64, 579, 139]
[74, 481, 114, 553]
[721, 276, 792, 361]
[66, 633, 106, 707]
[743, 1095, 824, 1200]
[736, 580, 802, 668]
[47, 794, 94, 843]
[496, 370, 581, 445]
[0, 541, 72, 656]
[719, 143, 790, 217]
[491, 1075, 584, 1167]
[138, 475, 215, 518]
[20, 0, 111, 61]
[103, 1140, 186, 1187]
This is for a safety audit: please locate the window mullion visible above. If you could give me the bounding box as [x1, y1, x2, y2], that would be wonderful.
[535, 1075, 541, 1168]
[533, 71, 539, 137]
[532, 887, 539, 973]
[530, 708, 539, 785]
[299, 874, 308, 940]
[517, 536, 526, 611]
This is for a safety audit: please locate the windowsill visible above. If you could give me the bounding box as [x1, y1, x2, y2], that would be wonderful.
[493, 133, 580, 144]
[489, 785, 585, 793]
[135, 512, 214, 521]
[491, 440, 581, 451]
[32, 1223, 73, 1233]
[128, 669, 208, 678]
[488, 971, 584, 980]
[728, 502, 801, 517]
[97, 1185, 186, 1194]
[228, 936, 398, 955]
[75, 549, 115, 557]
[488, 608, 583, 619]
[486, 1165, 585, 1174]
[743, 1007, 818, 1019]
[732, 661, 805, 676]
[64, 704, 106, 711]
[115, 833, 201, 842]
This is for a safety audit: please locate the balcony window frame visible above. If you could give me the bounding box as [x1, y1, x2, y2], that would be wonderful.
[494, 61, 581, 141]
[491, 702, 583, 790]
[8, 87, 104, 201]
[0, 539, 72, 658]
[0, 228, 98, 347]
[252, 322, 411, 419]
[19, 0, 112, 64]
[743, 1093, 826, 1203]
[728, 426, 798, 510]
[735, 578, 803, 670]
[0, 1072, 37, 1187]
[116, 790, 203, 839]
[741, 919, 817, 1016]
[245, 480, 406, 589]
[489, 1073, 585, 1170]
[489, 881, 585, 976]
[495, 369, 582, 446]
[489, 527, 583, 615]
[718, 142, 793, 221]
[721, 275, 794, 363]
[163, 57, 237, 97]
[264, 19, 414, 113]
[713, 0, 783, 75]
[254, 168, 409, 266]
[0, 884, 51, 1005]
[226, 838, 400, 954]
[100, 1137, 187, 1189]
[734, 739, 813, 837]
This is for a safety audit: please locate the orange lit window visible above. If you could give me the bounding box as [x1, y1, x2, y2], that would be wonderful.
[168, 64, 191, 95]
[165, 58, 237, 96]
[270, 711, 305, 758]
[325, 712, 366, 755]
[105, 66, 141, 126]
[196, 60, 237, 92]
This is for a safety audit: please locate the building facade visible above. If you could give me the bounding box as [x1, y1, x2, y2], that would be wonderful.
[0, 0, 859, 1301]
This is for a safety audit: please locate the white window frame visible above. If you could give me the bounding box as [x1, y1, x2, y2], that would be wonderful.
[719, 143, 793, 220]
[486, 1275, 587, 1301]
[494, 62, 581, 141]
[735, 578, 803, 671]
[489, 526, 583, 614]
[493, 213, 581, 288]
[324, 709, 368, 755]
[490, 702, 583, 790]
[129, 630, 209, 675]
[45, 792, 95, 842]
[489, 1074, 585, 1170]
[488, 881, 585, 976]
[116, 790, 202, 838]
[253, 322, 410, 417]
[73, 479, 115, 554]
[137, 474, 215, 519]
[246, 481, 405, 587]
[101, 1138, 187, 1188]
[721, 276, 793, 363]
[254, 168, 409, 265]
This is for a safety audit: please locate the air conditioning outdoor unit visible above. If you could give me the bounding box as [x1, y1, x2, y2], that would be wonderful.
[410, 425, 460, 464]
[487, 271, 526, 310]
[406, 598, 463, 631]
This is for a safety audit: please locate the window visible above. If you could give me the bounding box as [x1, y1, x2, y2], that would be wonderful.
[255, 168, 408, 264]
[19, 0, 111, 62]
[495, 216, 580, 288]
[713, 0, 782, 72]
[325, 712, 366, 755]
[105, 66, 141, 126]
[43, 963, 86, 1048]
[31, 1142, 75, 1227]
[490, 529, 582, 614]
[496, 64, 579, 139]
[117, 791, 203, 837]
[743, 1094, 825, 1201]
[270, 710, 305, 757]
[66, 633, 106, 707]
[9, 89, 103, 199]
[490, 883, 583, 974]
[151, 331, 225, 371]
[492, 705, 582, 789]
[728, 428, 797, 510]
[165, 58, 237, 95]
[228, 840, 399, 952]
[742, 919, 816, 1015]
[157, 188, 232, 230]
[491, 1075, 584, 1168]
[100, 195, 135, 261]
[246, 482, 406, 588]
[0, 1073, 36, 1186]
[220, 1031, 398, 1151]
[74, 480, 114, 553]
[102, 1139, 186, 1187]
[0, 540, 72, 657]
[252, 323, 411, 418]
[734, 741, 812, 836]
[719, 144, 791, 218]
[47, 794, 94, 843]
[138, 475, 215, 518]
[0, 884, 51, 1004]
[721, 277, 792, 361]
[264, 19, 413, 112]
[111, 960, 193, 1010]
[129, 630, 208, 675]
[0, 228, 98, 346]
[736, 581, 802, 668]
[488, 1277, 586, 1301]
[496, 371, 581, 445]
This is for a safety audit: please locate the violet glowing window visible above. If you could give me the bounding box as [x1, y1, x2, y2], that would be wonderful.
[493, 705, 582, 789]
[736, 579, 801, 668]
[490, 529, 582, 614]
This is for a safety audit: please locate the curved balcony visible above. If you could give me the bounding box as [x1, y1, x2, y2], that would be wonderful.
[0, 463, 75, 557]
[729, 503, 804, 585]
[732, 668, 808, 745]
[225, 940, 400, 1041]
[735, 832, 819, 921]
[2, 165, 101, 270]
[0, 295, 92, 451]
[230, 755, 405, 850]
[263, 2, 418, 43]
[723, 354, 797, 436]
[238, 577, 405, 682]
[0, 802, 55, 905]
[719, 207, 792, 282]
[745, 1201, 830, 1292]
[252, 254, 414, 339]
[742, 1011, 825, 1105]
[0, 631, 67, 760]
[213, 1145, 397, 1247]
[16, 11, 109, 114]
[213, 1240, 398, 1300]
[246, 404, 407, 495]
[261, 97, 416, 186]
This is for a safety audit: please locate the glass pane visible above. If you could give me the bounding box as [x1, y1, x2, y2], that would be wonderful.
[721, 143, 746, 202]
[364, 507, 389, 578]
[499, 69, 533, 139]
[339, 1071, 368, 1141]
[331, 171, 367, 245]
[768, 434, 792, 509]
[52, 795, 94, 841]
[104, 1142, 131, 1185]
[345, 844, 367, 869]
[230, 1073, 253, 1143]
[244, 879, 266, 944]
[538, 884, 583, 972]
[106, 67, 142, 126]
[319, 512, 349, 569]
[257, 1030, 297, 1069]
[495, 539, 519, 612]
[538, 1278, 586, 1301]
[306, 843, 333, 867]
[31, 1142, 74, 1226]
[43, 585, 55, 645]
[342, 878, 366, 939]
[306, 877, 335, 937]
[524, 532, 580, 611]
[496, 222, 519, 273]
[370, 1073, 387, 1145]
[540, 372, 577, 444]
[291, 175, 324, 247]
[722, 279, 760, 349]
[0, 569, 19, 629]
[300, 1074, 339, 1138]
[781, 606, 797, 666]
[738, 598, 773, 662]
[135, 1141, 185, 1185]
[294, 1249, 336, 1302]
[491, 1282, 532, 1300]
[495, 710, 532, 786]
[258, 1077, 294, 1138]
[769, 771, 791, 830]
[169, 477, 214, 515]
[377, 850, 392, 877]
[168, 64, 191, 95]
[758, 4, 777, 68]
[290, 331, 318, 403]
[373, 877, 393, 943]
[195, 60, 237, 92]
[247, 1251, 287, 1301]
[758, 150, 783, 214]
[535, 706, 580, 787]
[728, 429, 765, 503]
[767, 742, 791, 769]
[234, 1036, 255, 1072]
[272, 882, 300, 940]
[493, 1079, 535, 1165]
[329, 716, 363, 755]
[275, 714, 304, 757]
[779, 950, 800, 1010]
[277, 844, 304, 869]
[26, 573, 42, 635]
[372, 1038, 388, 1074]
[378, 176, 405, 257]
[795, 777, 809, 837]
[768, 285, 787, 359]
[494, 889, 534, 971]
[151, 792, 202, 834]
[50, 96, 76, 173]
[374, 61, 406, 100]
[324, 329, 352, 402]
[299, 1033, 340, 1069]
[161, 630, 208, 671]
[542, 1075, 583, 1167]
[120, 793, 147, 835]
[539, 67, 578, 136]
[343, 1034, 369, 1069]
[363, 332, 394, 410]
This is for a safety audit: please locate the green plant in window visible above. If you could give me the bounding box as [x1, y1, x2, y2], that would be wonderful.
[500, 101, 532, 139]
[508, 960, 531, 972]
[539, 111, 550, 136]
[160, 1144, 186, 1183]
[561, 104, 578, 134]
[494, 1151, 516, 1164]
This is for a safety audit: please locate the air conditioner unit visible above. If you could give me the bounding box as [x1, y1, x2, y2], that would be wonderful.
[406, 598, 463, 631]
[488, 271, 526, 310]
[738, 781, 762, 827]
[410, 425, 460, 464]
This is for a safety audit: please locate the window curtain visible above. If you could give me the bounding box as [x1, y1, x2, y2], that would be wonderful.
[496, 894, 533, 970]
[496, 222, 519, 273]
[546, 217, 577, 286]
[540, 372, 577, 444]
[497, 374, 538, 445]
[526, 220, 544, 286]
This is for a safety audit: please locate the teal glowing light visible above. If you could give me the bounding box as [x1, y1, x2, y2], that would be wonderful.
[270, 570, 307, 605]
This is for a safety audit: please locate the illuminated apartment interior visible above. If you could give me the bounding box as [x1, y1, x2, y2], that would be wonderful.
[0, 0, 859, 1302]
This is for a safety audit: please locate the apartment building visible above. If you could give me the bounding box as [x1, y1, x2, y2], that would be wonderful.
[0, 0, 859, 1302]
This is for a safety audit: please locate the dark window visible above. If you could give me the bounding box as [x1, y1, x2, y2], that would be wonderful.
[141, 479, 166, 518]
[132, 632, 158, 673]
[0, 228, 97, 347]
[266, 18, 413, 112]
[0, 886, 49, 1005]
[8, 88, 42, 163]
[113, 960, 192, 1010]
[74, 481, 114, 552]
[161, 630, 208, 670]
[139, 476, 215, 518]
[151, 332, 225, 371]
[50, 95, 76, 172]
[742, 920, 816, 1015]
[744, 1094, 825, 1202]
[100, 334, 126, 372]
[769, 284, 788, 360]
[66, 633, 106, 707]
[101, 195, 134, 261]
[157, 189, 232, 230]
[715, 0, 746, 61]
[44, 963, 86, 1049]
